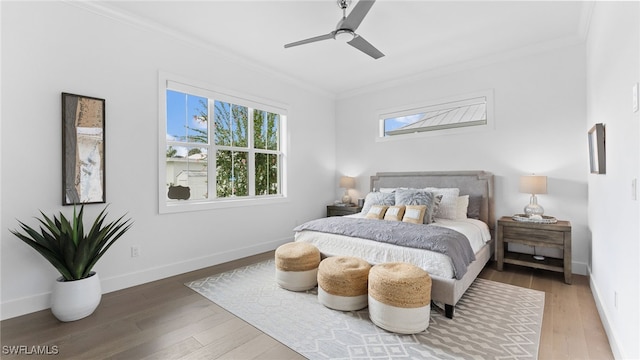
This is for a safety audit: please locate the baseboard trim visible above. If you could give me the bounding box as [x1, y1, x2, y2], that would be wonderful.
[572, 260, 588, 276]
[0, 292, 51, 322]
[100, 237, 290, 294]
[1, 237, 292, 321]
[589, 265, 624, 359]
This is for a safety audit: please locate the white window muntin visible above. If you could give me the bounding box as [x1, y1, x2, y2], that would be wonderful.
[159, 72, 288, 213]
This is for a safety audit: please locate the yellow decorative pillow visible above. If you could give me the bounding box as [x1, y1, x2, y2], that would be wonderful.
[384, 205, 406, 221]
[365, 205, 389, 219]
[402, 205, 427, 224]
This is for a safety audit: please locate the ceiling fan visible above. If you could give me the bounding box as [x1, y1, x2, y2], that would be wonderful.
[284, 0, 384, 59]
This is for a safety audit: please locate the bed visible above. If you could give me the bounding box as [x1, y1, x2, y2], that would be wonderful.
[294, 170, 495, 318]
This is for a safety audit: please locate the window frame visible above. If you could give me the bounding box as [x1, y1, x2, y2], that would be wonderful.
[376, 90, 494, 141]
[158, 72, 288, 214]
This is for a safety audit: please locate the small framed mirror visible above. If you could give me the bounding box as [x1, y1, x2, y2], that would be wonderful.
[588, 123, 606, 174]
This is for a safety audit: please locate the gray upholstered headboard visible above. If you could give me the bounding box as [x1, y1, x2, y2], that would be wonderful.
[370, 171, 495, 230]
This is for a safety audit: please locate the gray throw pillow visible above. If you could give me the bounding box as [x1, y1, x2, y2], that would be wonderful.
[395, 189, 441, 224]
[467, 195, 482, 219]
[361, 192, 395, 215]
[430, 195, 443, 224]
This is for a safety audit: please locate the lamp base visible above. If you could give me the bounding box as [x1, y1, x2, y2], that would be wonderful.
[524, 195, 544, 217]
[342, 194, 351, 204]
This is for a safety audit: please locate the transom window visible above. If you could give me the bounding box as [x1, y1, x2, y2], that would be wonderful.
[159, 74, 287, 213]
[379, 90, 494, 139]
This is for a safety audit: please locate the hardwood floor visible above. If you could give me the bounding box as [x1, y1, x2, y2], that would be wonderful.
[1, 252, 613, 359]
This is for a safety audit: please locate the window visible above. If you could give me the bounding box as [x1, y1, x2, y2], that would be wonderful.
[378, 90, 494, 140]
[160, 73, 287, 213]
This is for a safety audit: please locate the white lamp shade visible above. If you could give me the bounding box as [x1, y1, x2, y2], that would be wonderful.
[339, 176, 355, 189]
[519, 175, 547, 195]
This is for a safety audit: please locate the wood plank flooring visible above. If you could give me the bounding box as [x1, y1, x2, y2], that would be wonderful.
[479, 263, 613, 360]
[1, 252, 613, 359]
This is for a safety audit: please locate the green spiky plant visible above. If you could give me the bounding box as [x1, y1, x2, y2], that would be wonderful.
[10, 205, 133, 281]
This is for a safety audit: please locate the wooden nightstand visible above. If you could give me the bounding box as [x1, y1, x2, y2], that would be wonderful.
[497, 216, 572, 284]
[326, 205, 362, 217]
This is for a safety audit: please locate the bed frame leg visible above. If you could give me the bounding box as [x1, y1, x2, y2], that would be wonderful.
[445, 304, 454, 319]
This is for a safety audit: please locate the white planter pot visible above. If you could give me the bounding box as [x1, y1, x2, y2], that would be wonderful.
[51, 272, 102, 322]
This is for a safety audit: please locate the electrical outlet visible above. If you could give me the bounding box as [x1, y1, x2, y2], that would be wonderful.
[614, 291, 618, 309]
[632, 179, 637, 201]
[131, 246, 140, 258]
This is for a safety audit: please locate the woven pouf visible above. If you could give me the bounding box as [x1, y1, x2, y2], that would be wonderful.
[275, 242, 321, 291]
[368, 262, 432, 334]
[317, 256, 371, 311]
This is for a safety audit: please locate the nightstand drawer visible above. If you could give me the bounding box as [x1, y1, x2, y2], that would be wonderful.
[330, 208, 357, 216]
[326, 205, 362, 217]
[502, 226, 564, 245]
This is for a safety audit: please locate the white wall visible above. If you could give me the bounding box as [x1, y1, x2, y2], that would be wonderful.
[335, 44, 589, 271]
[3, 5, 638, 358]
[586, 2, 640, 359]
[0, 1, 336, 319]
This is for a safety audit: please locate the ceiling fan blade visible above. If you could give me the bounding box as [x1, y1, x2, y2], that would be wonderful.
[284, 32, 334, 48]
[348, 35, 384, 59]
[342, 0, 376, 31]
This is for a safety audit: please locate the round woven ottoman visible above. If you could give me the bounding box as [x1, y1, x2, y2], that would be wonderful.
[275, 242, 321, 291]
[317, 256, 371, 311]
[368, 262, 432, 334]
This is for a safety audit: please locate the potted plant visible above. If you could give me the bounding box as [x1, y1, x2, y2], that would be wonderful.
[10, 205, 132, 322]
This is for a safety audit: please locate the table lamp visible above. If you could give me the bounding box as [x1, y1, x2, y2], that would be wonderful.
[519, 175, 547, 217]
[339, 176, 355, 204]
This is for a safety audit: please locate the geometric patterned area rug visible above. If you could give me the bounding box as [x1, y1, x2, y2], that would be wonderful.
[186, 259, 544, 360]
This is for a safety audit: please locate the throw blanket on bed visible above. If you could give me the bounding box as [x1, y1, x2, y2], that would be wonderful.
[293, 217, 475, 280]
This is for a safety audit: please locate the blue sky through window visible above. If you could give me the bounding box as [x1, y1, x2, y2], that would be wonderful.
[166, 90, 208, 142]
[383, 113, 425, 134]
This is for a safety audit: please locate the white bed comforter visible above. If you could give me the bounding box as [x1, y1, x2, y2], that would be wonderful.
[294, 215, 491, 279]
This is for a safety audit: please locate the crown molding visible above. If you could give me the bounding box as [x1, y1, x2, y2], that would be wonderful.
[577, 1, 596, 41]
[61, 1, 590, 102]
[337, 33, 586, 100]
[337, 2, 594, 99]
[62, 1, 335, 100]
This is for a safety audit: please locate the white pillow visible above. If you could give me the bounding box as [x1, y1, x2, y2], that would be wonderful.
[423, 187, 460, 220]
[456, 195, 469, 219]
[379, 188, 397, 193]
[379, 187, 413, 194]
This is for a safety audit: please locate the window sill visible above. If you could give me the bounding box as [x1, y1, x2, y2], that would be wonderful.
[159, 195, 288, 214]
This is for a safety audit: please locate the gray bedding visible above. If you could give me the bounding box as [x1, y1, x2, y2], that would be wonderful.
[293, 217, 475, 280]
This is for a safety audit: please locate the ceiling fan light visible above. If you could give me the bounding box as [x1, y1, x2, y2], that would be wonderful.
[334, 29, 355, 42]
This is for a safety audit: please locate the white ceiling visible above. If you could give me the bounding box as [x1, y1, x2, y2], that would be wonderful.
[92, 1, 589, 97]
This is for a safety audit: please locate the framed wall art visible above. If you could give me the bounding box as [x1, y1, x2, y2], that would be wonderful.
[588, 123, 606, 175]
[62, 92, 106, 205]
